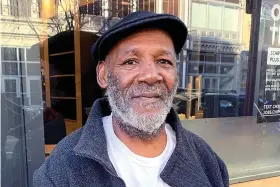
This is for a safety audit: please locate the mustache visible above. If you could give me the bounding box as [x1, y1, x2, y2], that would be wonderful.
[125, 83, 169, 99]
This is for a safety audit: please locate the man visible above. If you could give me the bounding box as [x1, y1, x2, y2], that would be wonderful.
[34, 11, 229, 187]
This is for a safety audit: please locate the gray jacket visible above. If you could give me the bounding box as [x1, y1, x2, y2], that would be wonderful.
[33, 98, 229, 187]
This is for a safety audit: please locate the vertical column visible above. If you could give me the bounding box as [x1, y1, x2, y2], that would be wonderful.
[42, 0, 55, 18]
[74, 0, 83, 129]
[43, 42, 50, 108]
[182, 49, 187, 88]
[31, 0, 39, 18]
[41, 0, 52, 107]
[2, 0, 9, 15]
[245, 0, 262, 116]
[195, 75, 202, 117]
[132, 0, 137, 12]
[103, 0, 109, 18]
[156, 0, 163, 13]
[102, 0, 110, 30]
[184, 0, 189, 26]
[0, 44, 1, 186]
[186, 76, 193, 119]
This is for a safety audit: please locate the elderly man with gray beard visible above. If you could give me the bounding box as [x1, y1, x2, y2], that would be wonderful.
[34, 11, 229, 187]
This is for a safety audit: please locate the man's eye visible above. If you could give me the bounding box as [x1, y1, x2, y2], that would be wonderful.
[123, 59, 137, 65]
[158, 59, 173, 66]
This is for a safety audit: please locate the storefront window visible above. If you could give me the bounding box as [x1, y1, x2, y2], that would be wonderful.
[2, 0, 280, 186]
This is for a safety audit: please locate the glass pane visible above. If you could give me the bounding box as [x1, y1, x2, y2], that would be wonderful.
[205, 64, 219, 74]
[205, 54, 216, 62]
[178, 0, 250, 123]
[204, 78, 211, 90]
[208, 5, 222, 30]
[223, 7, 238, 32]
[1, 48, 17, 61]
[225, 0, 239, 4]
[1, 1, 45, 186]
[26, 63, 41, 76]
[4, 79, 17, 98]
[188, 63, 199, 73]
[221, 54, 236, 63]
[26, 48, 40, 62]
[191, 2, 207, 28]
[30, 80, 42, 105]
[220, 77, 234, 90]
[190, 52, 200, 61]
[2, 62, 18, 75]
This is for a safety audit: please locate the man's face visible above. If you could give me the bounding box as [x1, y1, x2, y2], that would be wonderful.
[98, 29, 178, 139]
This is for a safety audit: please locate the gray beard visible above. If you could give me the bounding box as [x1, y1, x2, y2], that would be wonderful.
[106, 70, 178, 140]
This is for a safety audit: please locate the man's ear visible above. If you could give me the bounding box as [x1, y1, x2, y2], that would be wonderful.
[96, 61, 108, 89]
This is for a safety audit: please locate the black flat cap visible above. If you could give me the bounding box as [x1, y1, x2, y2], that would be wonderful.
[91, 11, 188, 63]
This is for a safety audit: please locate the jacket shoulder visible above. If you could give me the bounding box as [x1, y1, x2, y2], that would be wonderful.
[182, 129, 218, 157]
[181, 129, 229, 186]
[33, 128, 83, 186]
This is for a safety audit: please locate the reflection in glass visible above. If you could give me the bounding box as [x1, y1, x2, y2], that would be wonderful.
[2, 62, 18, 75]
[175, 0, 248, 120]
[163, 0, 179, 16]
[224, 7, 238, 32]
[208, 5, 222, 30]
[1, 45, 44, 186]
[139, 0, 156, 12]
[191, 2, 207, 28]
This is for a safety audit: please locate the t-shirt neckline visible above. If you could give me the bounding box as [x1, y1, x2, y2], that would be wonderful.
[105, 114, 173, 167]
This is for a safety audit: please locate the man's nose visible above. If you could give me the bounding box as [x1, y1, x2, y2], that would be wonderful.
[137, 62, 163, 85]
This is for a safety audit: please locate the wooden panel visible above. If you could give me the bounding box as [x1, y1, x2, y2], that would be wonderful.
[50, 97, 76, 100]
[195, 75, 202, 113]
[231, 176, 280, 187]
[74, 12, 83, 130]
[45, 144, 56, 156]
[50, 74, 75, 78]
[65, 119, 80, 135]
[43, 39, 51, 107]
[49, 51, 74, 56]
[42, 0, 55, 18]
[186, 76, 193, 119]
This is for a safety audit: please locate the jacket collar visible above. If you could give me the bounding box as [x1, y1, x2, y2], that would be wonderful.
[73, 98, 116, 174]
[73, 98, 208, 185]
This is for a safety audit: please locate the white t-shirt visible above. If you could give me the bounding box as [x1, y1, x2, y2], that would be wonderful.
[103, 114, 176, 187]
